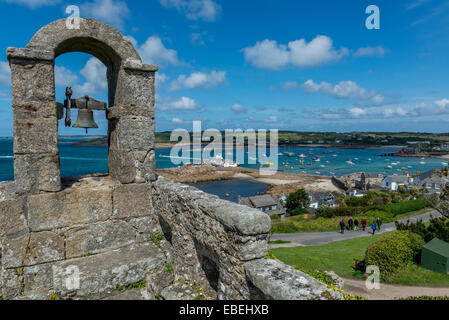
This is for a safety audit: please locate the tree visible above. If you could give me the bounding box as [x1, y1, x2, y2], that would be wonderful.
[410, 188, 419, 199]
[286, 189, 311, 212]
[426, 185, 449, 218]
[398, 185, 407, 194]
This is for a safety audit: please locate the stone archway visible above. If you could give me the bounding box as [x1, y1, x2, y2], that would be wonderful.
[7, 18, 157, 195]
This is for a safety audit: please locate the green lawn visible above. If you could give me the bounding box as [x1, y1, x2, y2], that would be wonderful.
[272, 233, 449, 287]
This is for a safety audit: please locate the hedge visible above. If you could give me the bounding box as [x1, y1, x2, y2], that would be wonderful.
[383, 197, 428, 216]
[365, 231, 424, 278]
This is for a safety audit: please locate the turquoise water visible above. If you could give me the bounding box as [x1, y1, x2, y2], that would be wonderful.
[0, 138, 447, 181]
[188, 179, 268, 203]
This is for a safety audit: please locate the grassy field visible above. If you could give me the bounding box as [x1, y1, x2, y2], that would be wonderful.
[272, 233, 449, 287]
[271, 207, 433, 234]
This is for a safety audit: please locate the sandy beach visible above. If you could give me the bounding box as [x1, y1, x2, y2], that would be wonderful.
[157, 165, 343, 194]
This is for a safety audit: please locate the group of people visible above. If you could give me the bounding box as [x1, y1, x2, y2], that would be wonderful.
[339, 217, 382, 235]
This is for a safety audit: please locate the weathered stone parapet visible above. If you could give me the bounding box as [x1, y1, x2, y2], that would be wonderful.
[7, 47, 54, 62]
[0, 176, 171, 300]
[13, 101, 59, 120]
[114, 67, 155, 107]
[53, 242, 165, 300]
[109, 116, 155, 151]
[244, 259, 344, 300]
[27, 177, 115, 231]
[14, 153, 61, 194]
[13, 118, 58, 155]
[123, 58, 158, 72]
[0, 197, 27, 238]
[8, 57, 55, 105]
[109, 148, 156, 184]
[106, 105, 155, 120]
[151, 177, 271, 300]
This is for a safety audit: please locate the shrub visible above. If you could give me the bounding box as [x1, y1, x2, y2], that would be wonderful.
[384, 197, 428, 216]
[270, 214, 280, 220]
[270, 220, 299, 234]
[396, 216, 449, 243]
[286, 189, 310, 212]
[365, 231, 424, 278]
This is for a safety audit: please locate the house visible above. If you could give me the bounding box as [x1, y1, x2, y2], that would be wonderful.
[421, 238, 449, 274]
[381, 175, 414, 191]
[419, 175, 449, 195]
[238, 194, 286, 217]
[347, 189, 365, 198]
[308, 193, 337, 210]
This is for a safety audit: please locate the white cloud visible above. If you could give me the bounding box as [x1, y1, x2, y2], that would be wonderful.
[231, 104, 247, 113]
[158, 96, 198, 112]
[242, 36, 348, 70]
[354, 46, 388, 57]
[241, 40, 290, 70]
[349, 107, 367, 118]
[172, 117, 183, 124]
[266, 115, 278, 123]
[435, 98, 449, 109]
[169, 70, 226, 91]
[156, 73, 169, 84]
[138, 36, 181, 67]
[0, 61, 11, 85]
[302, 80, 386, 106]
[81, 0, 130, 30]
[406, 0, 431, 10]
[281, 81, 298, 90]
[159, 0, 221, 22]
[74, 57, 107, 96]
[0, 0, 60, 9]
[55, 66, 79, 87]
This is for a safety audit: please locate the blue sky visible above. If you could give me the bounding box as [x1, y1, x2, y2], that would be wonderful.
[0, 0, 449, 136]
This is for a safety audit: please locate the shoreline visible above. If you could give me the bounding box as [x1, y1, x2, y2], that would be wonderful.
[157, 165, 344, 194]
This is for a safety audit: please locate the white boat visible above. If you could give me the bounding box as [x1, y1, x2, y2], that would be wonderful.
[320, 165, 326, 168]
[442, 162, 448, 166]
[420, 161, 426, 165]
[331, 154, 338, 158]
[368, 158, 372, 161]
[298, 154, 307, 158]
[346, 160, 355, 165]
[386, 165, 393, 169]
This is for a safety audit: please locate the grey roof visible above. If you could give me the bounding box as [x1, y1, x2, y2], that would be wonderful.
[247, 194, 278, 208]
[385, 175, 409, 183]
[418, 169, 436, 182]
[310, 192, 336, 204]
[421, 176, 449, 185]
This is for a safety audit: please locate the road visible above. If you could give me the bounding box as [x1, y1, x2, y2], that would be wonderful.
[270, 210, 441, 248]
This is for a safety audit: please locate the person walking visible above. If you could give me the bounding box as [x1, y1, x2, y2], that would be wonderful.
[348, 218, 354, 231]
[340, 219, 345, 234]
[371, 222, 377, 235]
[361, 218, 367, 231]
[376, 217, 382, 231]
[354, 219, 359, 231]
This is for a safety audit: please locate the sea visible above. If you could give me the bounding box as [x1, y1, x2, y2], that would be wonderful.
[1, 137, 447, 181]
[1, 137, 447, 201]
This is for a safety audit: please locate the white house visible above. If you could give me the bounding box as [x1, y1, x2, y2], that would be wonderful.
[381, 175, 414, 191]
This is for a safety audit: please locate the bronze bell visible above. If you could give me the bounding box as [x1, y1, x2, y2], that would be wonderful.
[72, 109, 99, 133]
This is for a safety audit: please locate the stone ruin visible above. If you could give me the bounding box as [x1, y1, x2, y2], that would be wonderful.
[0, 18, 343, 300]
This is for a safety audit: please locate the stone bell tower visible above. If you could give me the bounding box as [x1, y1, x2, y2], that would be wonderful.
[7, 18, 157, 195]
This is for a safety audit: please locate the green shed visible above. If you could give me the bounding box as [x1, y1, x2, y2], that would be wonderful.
[421, 238, 449, 274]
